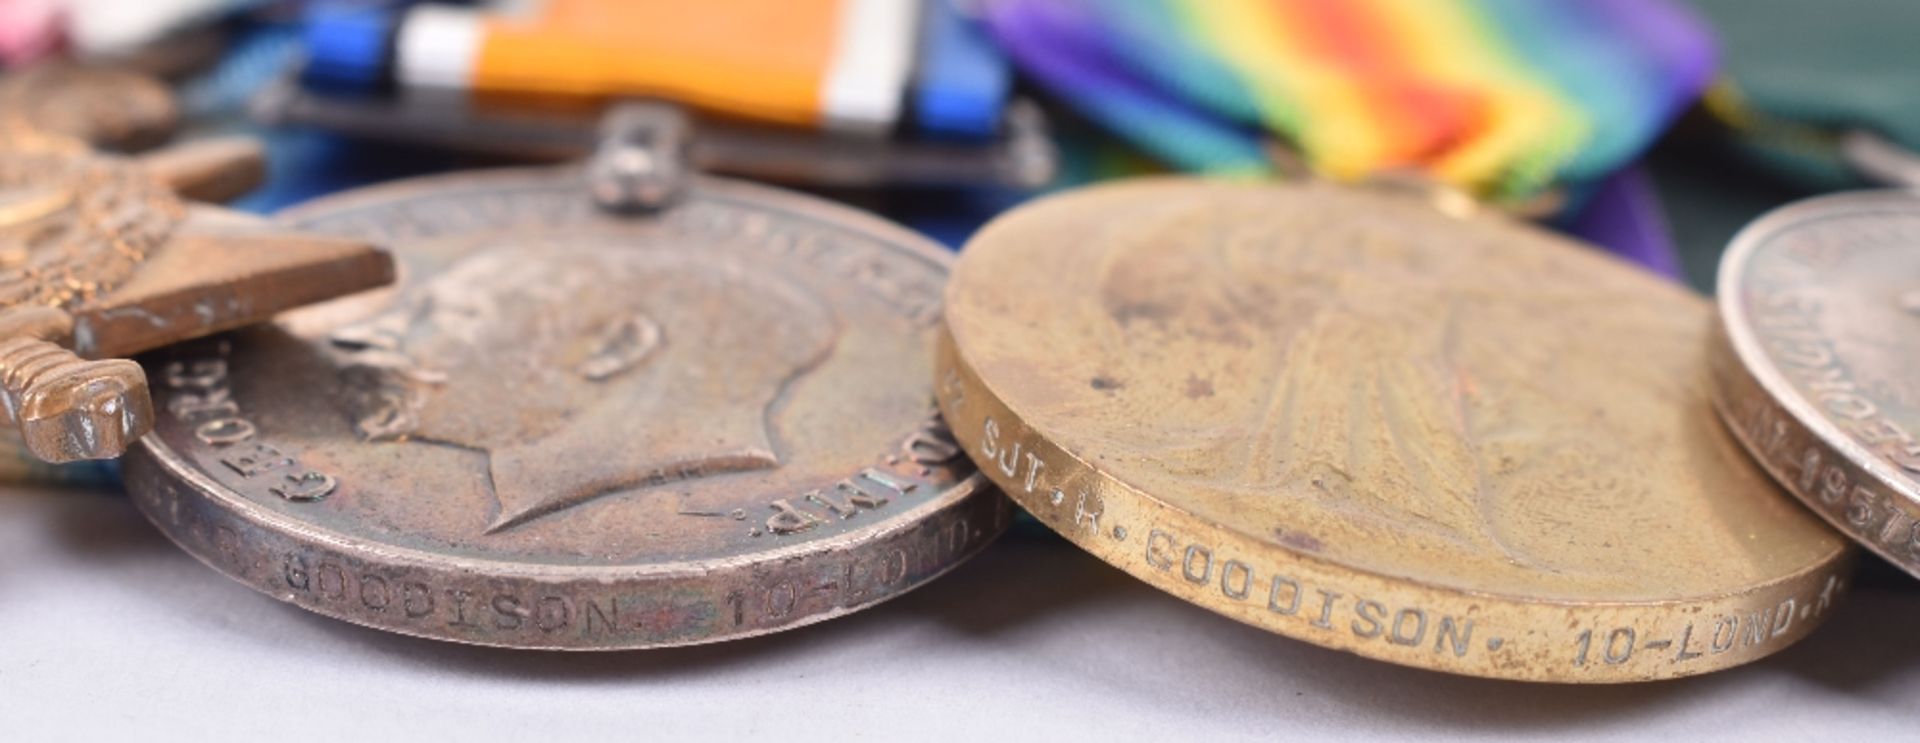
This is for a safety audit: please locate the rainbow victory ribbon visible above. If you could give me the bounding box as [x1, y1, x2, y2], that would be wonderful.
[986, 0, 1716, 202]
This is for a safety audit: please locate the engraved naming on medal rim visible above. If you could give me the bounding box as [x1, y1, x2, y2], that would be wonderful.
[124, 168, 1005, 649]
[1713, 190, 1920, 578]
[969, 404, 1847, 671]
[936, 178, 1852, 682]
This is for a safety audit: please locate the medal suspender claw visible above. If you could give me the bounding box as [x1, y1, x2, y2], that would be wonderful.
[586, 103, 693, 215]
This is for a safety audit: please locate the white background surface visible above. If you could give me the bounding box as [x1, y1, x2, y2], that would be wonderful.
[3, 484, 1917, 741]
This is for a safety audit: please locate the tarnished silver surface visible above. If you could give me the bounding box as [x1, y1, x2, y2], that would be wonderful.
[1713, 189, 1920, 579]
[124, 167, 1006, 649]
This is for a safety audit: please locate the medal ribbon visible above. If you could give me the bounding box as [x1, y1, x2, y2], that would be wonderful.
[985, 0, 1716, 201]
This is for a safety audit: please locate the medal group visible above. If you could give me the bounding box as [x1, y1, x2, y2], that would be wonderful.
[2, 10, 1917, 689]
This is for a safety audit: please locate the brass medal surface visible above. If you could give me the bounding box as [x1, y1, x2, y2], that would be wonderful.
[124, 168, 1006, 649]
[936, 178, 1851, 682]
[1713, 190, 1920, 579]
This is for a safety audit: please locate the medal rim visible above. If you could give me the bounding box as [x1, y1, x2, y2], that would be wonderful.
[937, 177, 1853, 681]
[125, 165, 1006, 649]
[1714, 189, 1920, 579]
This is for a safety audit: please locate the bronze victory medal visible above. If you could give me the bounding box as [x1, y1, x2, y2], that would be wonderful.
[1713, 190, 1920, 579]
[0, 62, 390, 462]
[123, 168, 1006, 649]
[936, 179, 1851, 682]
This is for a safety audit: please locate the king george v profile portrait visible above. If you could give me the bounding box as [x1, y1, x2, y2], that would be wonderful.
[329, 242, 839, 533]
